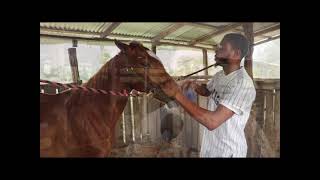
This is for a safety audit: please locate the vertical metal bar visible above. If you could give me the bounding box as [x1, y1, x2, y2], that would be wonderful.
[130, 96, 135, 142]
[263, 92, 266, 130]
[122, 112, 126, 144]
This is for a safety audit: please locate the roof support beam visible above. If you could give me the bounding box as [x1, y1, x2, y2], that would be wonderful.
[40, 27, 101, 36]
[184, 22, 221, 30]
[254, 24, 280, 37]
[188, 23, 243, 46]
[40, 34, 215, 50]
[254, 35, 280, 46]
[41, 27, 191, 44]
[151, 23, 185, 45]
[151, 44, 157, 54]
[100, 22, 121, 38]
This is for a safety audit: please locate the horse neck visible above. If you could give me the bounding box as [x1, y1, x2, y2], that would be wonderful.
[82, 55, 130, 127]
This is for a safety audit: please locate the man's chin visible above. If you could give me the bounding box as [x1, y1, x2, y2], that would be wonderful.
[215, 57, 228, 66]
[214, 61, 224, 67]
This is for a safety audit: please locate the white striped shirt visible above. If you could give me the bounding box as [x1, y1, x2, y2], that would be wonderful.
[200, 66, 256, 157]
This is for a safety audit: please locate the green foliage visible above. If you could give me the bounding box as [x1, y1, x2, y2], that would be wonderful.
[40, 64, 72, 83]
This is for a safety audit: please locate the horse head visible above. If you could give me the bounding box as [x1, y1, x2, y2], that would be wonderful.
[114, 40, 174, 104]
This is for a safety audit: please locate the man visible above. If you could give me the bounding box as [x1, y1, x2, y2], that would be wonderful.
[157, 33, 256, 157]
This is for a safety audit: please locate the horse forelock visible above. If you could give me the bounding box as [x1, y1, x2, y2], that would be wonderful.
[129, 40, 142, 46]
[129, 41, 150, 50]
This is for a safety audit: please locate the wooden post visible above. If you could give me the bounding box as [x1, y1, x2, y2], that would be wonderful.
[254, 89, 265, 129]
[242, 23, 254, 79]
[152, 44, 157, 54]
[72, 39, 78, 47]
[274, 90, 280, 156]
[202, 49, 208, 76]
[265, 90, 275, 152]
[68, 40, 81, 84]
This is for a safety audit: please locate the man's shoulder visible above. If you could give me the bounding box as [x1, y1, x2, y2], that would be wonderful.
[208, 70, 223, 83]
[213, 70, 224, 78]
[229, 70, 255, 88]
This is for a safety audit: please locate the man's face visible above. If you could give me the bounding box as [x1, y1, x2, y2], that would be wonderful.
[214, 38, 237, 65]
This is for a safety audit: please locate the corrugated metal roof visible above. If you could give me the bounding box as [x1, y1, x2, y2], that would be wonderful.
[200, 22, 231, 27]
[244, 27, 280, 44]
[40, 22, 107, 33]
[253, 23, 278, 32]
[202, 29, 242, 45]
[40, 22, 280, 49]
[166, 25, 213, 42]
[112, 23, 172, 38]
[165, 25, 194, 41]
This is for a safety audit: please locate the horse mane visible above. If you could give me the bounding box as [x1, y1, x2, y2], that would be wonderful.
[129, 40, 142, 46]
[85, 41, 149, 90]
[64, 52, 125, 108]
[84, 53, 122, 90]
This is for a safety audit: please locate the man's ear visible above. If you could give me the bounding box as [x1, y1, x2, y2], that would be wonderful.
[234, 49, 242, 60]
[115, 40, 129, 52]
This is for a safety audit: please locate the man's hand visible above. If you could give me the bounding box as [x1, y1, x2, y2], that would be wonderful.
[144, 69, 181, 98]
[180, 80, 211, 97]
[159, 76, 181, 98]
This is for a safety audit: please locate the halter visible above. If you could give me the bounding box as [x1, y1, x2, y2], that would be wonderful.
[118, 52, 156, 94]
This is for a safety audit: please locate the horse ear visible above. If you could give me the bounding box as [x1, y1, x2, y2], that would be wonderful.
[115, 40, 129, 52]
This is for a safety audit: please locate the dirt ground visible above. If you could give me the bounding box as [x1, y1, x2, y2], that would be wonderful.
[110, 138, 199, 158]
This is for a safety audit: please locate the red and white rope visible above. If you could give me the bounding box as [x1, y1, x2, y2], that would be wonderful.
[40, 79, 130, 97]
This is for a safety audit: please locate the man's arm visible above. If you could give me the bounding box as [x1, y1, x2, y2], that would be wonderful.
[174, 91, 234, 130]
[158, 78, 234, 130]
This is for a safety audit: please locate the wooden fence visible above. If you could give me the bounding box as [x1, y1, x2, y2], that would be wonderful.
[40, 79, 280, 156]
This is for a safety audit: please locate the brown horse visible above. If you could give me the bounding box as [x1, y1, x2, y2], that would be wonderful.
[40, 40, 170, 157]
